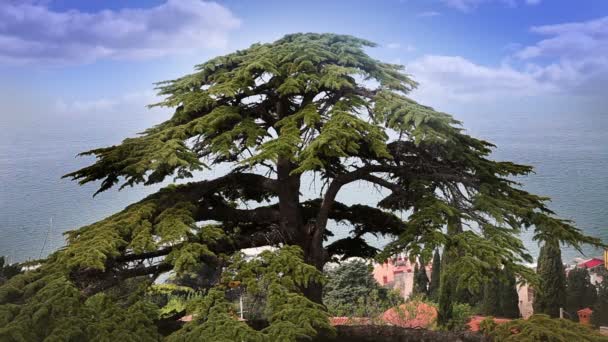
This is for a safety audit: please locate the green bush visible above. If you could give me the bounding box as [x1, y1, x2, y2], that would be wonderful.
[488, 314, 608, 341]
[478, 316, 497, 337]
[448, 303, 474, 331]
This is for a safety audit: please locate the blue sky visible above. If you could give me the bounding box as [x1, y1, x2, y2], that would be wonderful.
[1, 0, 607, 124]
[1, 0, 607, 262]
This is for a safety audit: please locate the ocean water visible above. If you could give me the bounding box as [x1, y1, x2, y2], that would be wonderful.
[0, 109, 606, 264]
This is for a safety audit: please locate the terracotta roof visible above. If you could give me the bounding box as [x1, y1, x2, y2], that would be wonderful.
[579, 258, 604, 269]
[467, 316, 512, 332]
[381, 302, 437, 328]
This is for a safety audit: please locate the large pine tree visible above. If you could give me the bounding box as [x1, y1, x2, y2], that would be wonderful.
[0, 33, 601, 339]
[533, 241, 567, 318]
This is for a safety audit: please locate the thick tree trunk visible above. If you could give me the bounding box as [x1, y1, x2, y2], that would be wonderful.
[276, 157, 325, 303]
[276, 156, 328, 303]
[301, 222, 326, 303]
[276, 157, 302, 241]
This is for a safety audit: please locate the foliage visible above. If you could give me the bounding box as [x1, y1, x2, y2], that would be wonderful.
[148, 284, 204, 319]
[533, 241, 567, 318]
[481, 277, 500, 317]
[499, 268, 520, 318]
[566, 267, 598, 320]
[481, 267, 520, 318]
[0, 257, 21, 286]
[478, 316, 497, 337]
[383, 297, 438, 329]
[486, 314, 608, 341]
[323, 259, 402, 317]
[446, 303, 474, 332]
[413, 261, 430, 297]
[0, 269, 160, 342]
[167, 246, 334, 341]
[0, 32, 603, 339]
[592, 277, 608, 327]
[167, 262, 222, 291]
[428, 250, 441, 300]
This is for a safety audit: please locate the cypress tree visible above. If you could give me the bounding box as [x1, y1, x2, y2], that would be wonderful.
[499, 269, 521, 318]
[0, 256, 21, 285]
[428, 249, 441, 300]
[565, 267, 597, 320]
[0, 33, 602, 339]
[592, 277, 608, 327]
[481, 277, 501, 316]
[413, 261, 429, 297]
[533, 241, 566, 318]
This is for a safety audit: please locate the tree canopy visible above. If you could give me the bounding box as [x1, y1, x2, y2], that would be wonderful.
[323, 259, 401, 317]
[592, 277, 608, 327]
[0, 32, 603, 339]
[566, 267, 598, 320]
[533, 241, 566, 318]
[486, 314, 608, 342]
[428, 250, 441, 300]
[413, 260, 430, 297]
[0, 257, 21, 286]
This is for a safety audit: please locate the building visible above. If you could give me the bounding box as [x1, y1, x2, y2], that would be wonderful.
[577, 257, 605, 285]
[517, 282, 534, 318]
[372, 253, 431, 300]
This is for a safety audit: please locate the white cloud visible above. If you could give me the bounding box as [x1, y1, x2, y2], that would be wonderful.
[417, 11, 441, 17]
[0, 0, 240, 65]
[386, 43, 401, 49]
[516, 16, 608, 94]
[404, 16, 607, 111]
[407, 55, 555, 103]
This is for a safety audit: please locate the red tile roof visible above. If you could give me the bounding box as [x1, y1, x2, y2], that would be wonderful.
[579, 258, 604, 269]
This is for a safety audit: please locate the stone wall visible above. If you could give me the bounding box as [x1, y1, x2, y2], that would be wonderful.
[313, 325, 488, 342]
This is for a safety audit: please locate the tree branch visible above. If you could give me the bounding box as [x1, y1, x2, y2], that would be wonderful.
[79, 228, 286, 296]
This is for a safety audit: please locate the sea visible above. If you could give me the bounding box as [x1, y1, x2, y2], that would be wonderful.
[0, 106, 606, 264]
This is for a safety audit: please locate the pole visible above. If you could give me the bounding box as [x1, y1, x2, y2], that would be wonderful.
[239, 293, 244, 320]
[39, 217, 53, 259]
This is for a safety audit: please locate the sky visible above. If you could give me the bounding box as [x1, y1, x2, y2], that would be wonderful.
[0, 0, 607, 261]
[0, 0, 606, 120]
